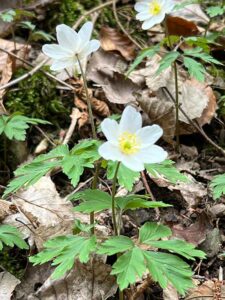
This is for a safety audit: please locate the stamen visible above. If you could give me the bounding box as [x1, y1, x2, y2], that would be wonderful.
[119, 132, 140, 155]
[149, 0, 162, 15]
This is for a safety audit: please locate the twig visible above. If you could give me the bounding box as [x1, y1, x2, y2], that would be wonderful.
[63, 108, 81, 145]
[0, 46, 75, 91]
[73, 0, 117, 30]
[162, 87, 225, 157]
[34, 125, 56, 147]
[0, 58, 49, 91]
[112, 0, 142, 50]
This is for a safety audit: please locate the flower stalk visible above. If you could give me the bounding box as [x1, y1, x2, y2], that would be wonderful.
[111, 162, 120, 236]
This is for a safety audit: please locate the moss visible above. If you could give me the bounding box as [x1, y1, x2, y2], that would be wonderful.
[5, 66, 71, 126]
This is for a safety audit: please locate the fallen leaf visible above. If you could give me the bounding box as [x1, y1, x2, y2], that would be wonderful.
[0, 55, 13, 99]
[185, 280, 225, 300]
[100, 26, 136, 61]
[0, 199, 16, 221]
[33, 259, 117, 300]
[163, 283, 179, 300]
[166, 16, 199, 37]
[0, 271, 20, 300]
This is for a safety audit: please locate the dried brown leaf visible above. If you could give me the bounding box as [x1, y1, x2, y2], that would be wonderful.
[166, 16, 199, 37]
[0, 55, 13, 99]
[185, 280, 225, 300]
[0, 271, 20, 300]
[100, 26, 136, 61]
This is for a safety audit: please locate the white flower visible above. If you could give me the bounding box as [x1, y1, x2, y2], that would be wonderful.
[98, 106, 167, 172]
[42, 22, 100, 71]
[134, 0, 175, 30]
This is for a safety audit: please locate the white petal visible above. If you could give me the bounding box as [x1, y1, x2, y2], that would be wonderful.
[122, 156, 145, 172]
[119, 106, 142, 134]
[79, 40, 100, 59]
[134, 145, 168, 164]
[142, 13, 165, 30]
[56, 24, 79, 51]
[101, 119, 119, 144]
[136, 11, 151, 21]
[136, 125, 163, 148]
[42, 44, 72, 59]
[77, 22, 93, 49]
[134, 2, 148, 13]
[50, 58, 75, 71]
[98, 142, 123, 161]
[164, 0, 175, 13]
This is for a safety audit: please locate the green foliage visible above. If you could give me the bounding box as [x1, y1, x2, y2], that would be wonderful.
[183, 57, 205, 82]
[98, 222, 205, 294]
[19, 21, 54, 42]
[0, 114, 50, 141]
[206, 6, 225, 18]
[107, 161, 140, 191]
[146, 160, 188, 184]
[0, 225, 28, 250]
[3, 140, 100, 197]
[30, 235, 96, 279]
[156, 51, 180, 75]
[0, 10, 16, 22]
[210, 173, 225, 199]
[6, 67, 70, 125]
[183, 47, 223, 65]
[126, 45, 160, 76]
[174, 0, 199, 11]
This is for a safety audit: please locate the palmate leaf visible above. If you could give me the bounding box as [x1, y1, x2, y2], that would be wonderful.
[183, 57, 205, 82]
[210, 173, 225, 199]
[183, 47, 223, 65]
[206, 6, 225, 18]
[0, 225, 28, 250]
[97, 236, 134, 255]
[30, 235, 96, 279]
[156, 51, 180, 75]
[146, 160, 188, 184]
[0, 114, 50, 141]
[139, 222, 172, 243]
[71, 189, 112, 213]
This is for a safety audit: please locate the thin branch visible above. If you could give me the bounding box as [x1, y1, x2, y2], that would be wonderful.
[162, 87, 225, 157]
[63, 108, 81, 145]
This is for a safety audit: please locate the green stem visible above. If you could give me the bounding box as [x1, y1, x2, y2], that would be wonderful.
[111, 162, 120, 236]
[76, 55, 97, 139]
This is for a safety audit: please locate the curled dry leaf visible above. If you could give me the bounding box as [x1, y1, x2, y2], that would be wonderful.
[185, 280, 225, 300]
[0, 55, 13, 99]
[100, 26, 136, 61]
[166, 16, 199, 37]
[0, 272, 20, 300]
[34, 259, 117, 300]
[0, 199, 16, 221]
[173, 1, 209, 24]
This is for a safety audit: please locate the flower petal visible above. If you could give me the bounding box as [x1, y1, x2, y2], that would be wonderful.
[50, 58, 75, 71]
[42, 44, 72, 59]
[134, 145, 168, 164]
[142, 13, 165, 30]
[136, 125, 163, 148]
[79, 40, 100, 59]
[134, 2, 149, 13]
[122, 156, 145, 172]
[136, 11, 152, 21]
[101, 119, 119, 144]
[98, 142, 123, 161]
[56, 24, 79, 51]
[77, 22, 93, 49]
[119, 106, 142, 134]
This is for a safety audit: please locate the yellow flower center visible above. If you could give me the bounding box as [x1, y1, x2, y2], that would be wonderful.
[119, 132, 140, 155]
[149, 0, 162, 15]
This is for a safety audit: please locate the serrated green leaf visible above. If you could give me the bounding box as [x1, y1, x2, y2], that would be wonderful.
[140, 222, 172, 244]
[206, 6, 225, 18]
[183, 56, 205, 81]
[146, 160, 188, 184]
[210, 173, 225, 199]
[0, 225, 28, 250]
[156, 52, 180, 75]
[126, 45, 160, 76]
[61, 155, 84, 187]
[72, 189, 112, 213]
[116, 195, 171, 211]
[144, 251, 194, 295]
[111, 247, 146, 290]
[30, 235, 96, 279]
[184, 47, 223, 65]
[107, 161, 140, 191]
[97, 236, 134, 255]
[0, 9, 16, 22]
[148, 239, 206, 260]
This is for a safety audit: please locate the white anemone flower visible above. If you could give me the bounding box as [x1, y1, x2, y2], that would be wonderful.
[134, 0, 175, 30]
[98, 106, 167, 172]
[42, 22, 100, 72]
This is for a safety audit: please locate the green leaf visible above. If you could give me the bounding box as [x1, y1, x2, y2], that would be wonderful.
[140, 222, 172, 244]
[126, 45, 160, 76]
[156, 52, 180, 75]
[0, 9, 16, 22]
[107, 161, 140, 191]
[0, 225, 28, 250]
[61, 155, 85, 187]
[97, 236, 134, 255]
[210, 173, 225, 199]
[144, 251, 194, 296]
[73, 220, 95, 234]
[19, 21, 36, 31]
[116, 195, 171, 211]
[30, 30, 54, 42]
[72, 189, 112, 213]
[111, 247, 146, 290]
[146, 160, 188, 184]
[0, 114, 50, 141]
[183, 56, 205, 82]
[183, 47, 223, 65]
[148, 239, 206, 260]
[206, 6, 225, 18]
[30, 235, 96, 279]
